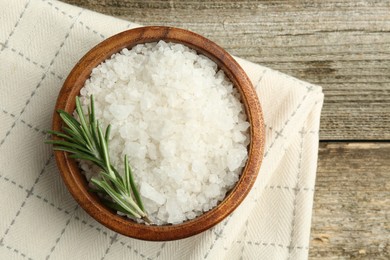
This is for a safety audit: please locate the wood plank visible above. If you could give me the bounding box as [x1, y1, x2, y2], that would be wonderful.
[310, 142, 390, 259]
[62, 0, 390, 140]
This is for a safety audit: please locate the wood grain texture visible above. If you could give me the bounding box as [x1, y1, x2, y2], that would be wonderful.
[311, 142, 390, 259]
[61, 0, 390, 140]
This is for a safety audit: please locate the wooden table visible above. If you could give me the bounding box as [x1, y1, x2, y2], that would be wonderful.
[63, 1, 390, 258]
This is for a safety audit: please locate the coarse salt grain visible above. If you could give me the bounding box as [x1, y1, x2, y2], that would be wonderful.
[79, 41, 250, 224]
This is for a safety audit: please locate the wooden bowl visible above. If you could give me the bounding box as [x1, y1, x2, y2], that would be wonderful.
[53, 26, 265, 241]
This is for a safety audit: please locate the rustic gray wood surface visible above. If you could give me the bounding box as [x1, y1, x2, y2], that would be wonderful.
[62, 0, 390, 258]
[313, 143, 389, 259]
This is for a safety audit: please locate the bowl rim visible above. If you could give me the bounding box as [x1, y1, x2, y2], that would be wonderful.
[52, 26, 265, 241]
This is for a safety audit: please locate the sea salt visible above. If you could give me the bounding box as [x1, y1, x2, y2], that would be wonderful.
[79, 41, 250, 224]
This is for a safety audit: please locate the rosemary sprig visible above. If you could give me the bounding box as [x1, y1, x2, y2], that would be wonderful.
[47, 96, 149, 222]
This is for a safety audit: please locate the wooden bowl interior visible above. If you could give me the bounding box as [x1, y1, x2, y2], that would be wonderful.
[53, 26, 264, 241]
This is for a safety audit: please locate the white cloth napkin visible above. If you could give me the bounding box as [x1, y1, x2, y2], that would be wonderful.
[0, 0, 324, 259]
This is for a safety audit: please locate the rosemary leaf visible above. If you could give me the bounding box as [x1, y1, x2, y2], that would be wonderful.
[91, 178, 142, 218]
[57, 109, 81, 128]
[105, 124, 111, 144]
[99, 171, 126, 193]
[68, 154, 106, 169]
[96, 121, 113, 178]
[46, 130, 72, 142]
[75, 97, 93, 146]
[62, 127, 87, 146]
[46, 140, 93, 155]
[58, 112, 83, 138]
[90, 94, 96, 123]
[125, 155, 145, 211]
[101, 198, 137, 218]
[124, 155, 131, 195]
